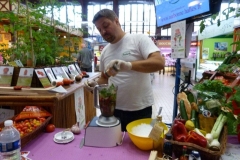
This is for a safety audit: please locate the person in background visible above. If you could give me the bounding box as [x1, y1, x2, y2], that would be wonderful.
[94, 53, 98, 71]
[159, 54, 165, 75]
[77, 43, 93, 72]
[85, 9, 165, 131]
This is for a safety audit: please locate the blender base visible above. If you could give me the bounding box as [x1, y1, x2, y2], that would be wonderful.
[84, 116, 123, 147]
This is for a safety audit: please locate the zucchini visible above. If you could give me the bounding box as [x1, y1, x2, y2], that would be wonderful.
[185, 91, 196, 103]
[179, 100, 188, 120]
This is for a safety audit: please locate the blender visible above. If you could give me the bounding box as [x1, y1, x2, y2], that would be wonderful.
[84, 84, 123, 147]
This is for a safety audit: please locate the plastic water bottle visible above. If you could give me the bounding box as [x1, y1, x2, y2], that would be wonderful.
[0, 120, 21, 160]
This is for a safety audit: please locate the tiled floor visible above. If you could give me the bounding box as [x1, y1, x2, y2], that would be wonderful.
[151, 71, 175, 124]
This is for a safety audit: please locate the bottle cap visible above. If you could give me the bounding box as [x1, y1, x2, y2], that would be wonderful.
[192, 150, 200, 158]
[165, 133, 172, 140]
[157, 115, 162, 121]
[4, 120, 13, 127]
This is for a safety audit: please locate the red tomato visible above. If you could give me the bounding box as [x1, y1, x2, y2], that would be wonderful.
[63, 78, 71, 85]
[56, 81, 64, 87]
[45, 124, 55, 133]
[81, 71, 87, 75]
[38, 117, 46, 122]
[14, 86, 22, 90]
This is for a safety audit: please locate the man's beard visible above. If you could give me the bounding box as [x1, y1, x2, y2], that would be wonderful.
[103, 34, 115, 43]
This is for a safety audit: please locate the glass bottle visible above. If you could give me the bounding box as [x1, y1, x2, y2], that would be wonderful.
[180, 145, 188, 160]
[189, 150, 201, 160]
[163, 133, 173, 159]
[153, 115, 165, 158]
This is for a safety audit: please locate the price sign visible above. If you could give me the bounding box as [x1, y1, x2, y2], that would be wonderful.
[0, 109, 14, 123]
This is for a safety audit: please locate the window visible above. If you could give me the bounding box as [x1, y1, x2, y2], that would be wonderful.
[119, 3, 156, 35]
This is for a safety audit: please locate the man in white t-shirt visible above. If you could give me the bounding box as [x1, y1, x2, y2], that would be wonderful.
[86, 9, 165, 131]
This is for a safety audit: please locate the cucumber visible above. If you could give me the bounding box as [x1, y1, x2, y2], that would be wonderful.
[179, 100, 188, 120]
[190, 110, 196, 127]
[190, 110, 200, 128]
[195, 112, 200, 129]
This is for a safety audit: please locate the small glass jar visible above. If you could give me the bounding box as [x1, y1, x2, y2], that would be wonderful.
[163, 133, 173, 159]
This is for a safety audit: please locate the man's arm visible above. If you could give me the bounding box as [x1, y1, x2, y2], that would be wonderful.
[96, 71, 109, 84]
[131, 51, 165, 73]
[106, 51, 165, 74]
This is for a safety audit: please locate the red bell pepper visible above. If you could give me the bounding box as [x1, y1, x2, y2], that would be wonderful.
[232, 100, 238, 109]
[232, 100, 240, 115]
[185, 131, 207, 148]
[174, 118, 186, 125]
[172, 120, 188, 142]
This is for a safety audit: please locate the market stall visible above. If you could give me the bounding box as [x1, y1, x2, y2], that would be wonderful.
[0, 72, 100, 128]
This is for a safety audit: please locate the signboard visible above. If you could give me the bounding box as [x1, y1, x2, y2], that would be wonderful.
[0, 109, 14, 123]
[44, 68, 56, 83]
[16, 68, 34, 87]
[198, 17, 234, 40]
[157, 40, 171, 48]
[52, 67, 69, 79]
[68, 64, 79, 76]
[35, 69, 52, 88]
[0, 66, 14, 86]
[74, 88, 85, 130]
[171, 20, 186, 59]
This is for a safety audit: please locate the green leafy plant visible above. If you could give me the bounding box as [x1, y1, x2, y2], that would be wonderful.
[0, 0, 82, 66]
[193, 80, 232, 96]
[231, 86, 240, 103]
[199, 0, 237, 33]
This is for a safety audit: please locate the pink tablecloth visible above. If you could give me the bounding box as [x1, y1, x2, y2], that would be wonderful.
[22, 128, 150, 160]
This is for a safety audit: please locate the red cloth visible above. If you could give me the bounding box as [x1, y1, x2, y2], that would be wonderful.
[22, 128, 150, 160]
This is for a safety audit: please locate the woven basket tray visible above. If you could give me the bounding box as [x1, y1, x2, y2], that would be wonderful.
[0, 116, 52, 147]
[169, 125, 227, 160]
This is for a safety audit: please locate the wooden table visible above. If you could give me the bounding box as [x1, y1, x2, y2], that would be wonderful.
[0, 72, 100, 128]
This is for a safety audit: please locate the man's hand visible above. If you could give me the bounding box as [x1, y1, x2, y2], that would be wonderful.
[106, 60, 132, 72]
[84, 80, 98, 92]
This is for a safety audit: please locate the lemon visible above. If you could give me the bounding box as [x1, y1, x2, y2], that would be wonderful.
[185, 120, 195, 131]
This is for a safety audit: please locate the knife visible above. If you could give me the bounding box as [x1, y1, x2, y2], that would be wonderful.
[79, 137, 84, 149]
[150, 107, 163, 126]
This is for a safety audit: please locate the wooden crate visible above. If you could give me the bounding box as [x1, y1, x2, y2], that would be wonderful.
[0, 116, 52, 147]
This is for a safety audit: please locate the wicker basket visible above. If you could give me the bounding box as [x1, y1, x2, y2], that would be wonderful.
[0, 116, 52, 147]
[169, 125, 227, 160]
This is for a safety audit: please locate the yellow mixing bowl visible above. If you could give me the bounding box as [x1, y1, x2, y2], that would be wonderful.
[126, 118, 169, 151]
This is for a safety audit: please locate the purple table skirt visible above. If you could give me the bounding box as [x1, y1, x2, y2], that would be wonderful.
[227, 135, 239, 144]
[22, 128, 150, 160]
[22, 128, 240, 160]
